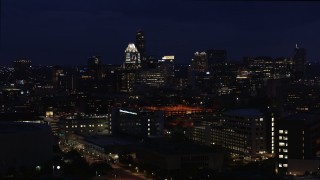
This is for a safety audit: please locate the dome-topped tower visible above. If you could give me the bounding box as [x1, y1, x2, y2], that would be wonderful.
[124, 43, 141, 70]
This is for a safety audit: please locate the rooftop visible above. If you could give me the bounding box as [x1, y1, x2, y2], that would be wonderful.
[0, 122, 51, 134]
[138, 138, 222, 155]
[224, 108, 263, 118]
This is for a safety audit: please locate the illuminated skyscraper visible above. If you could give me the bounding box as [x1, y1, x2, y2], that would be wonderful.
[123, 43, 141, 70]
[293, 44, 306, 79]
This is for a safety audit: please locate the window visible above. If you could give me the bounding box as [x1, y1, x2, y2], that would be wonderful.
[283, 149, 288, 153]
[283, 164, 288, 167]
[279, 130, 283, 134]
[279, 155, 283, 158]
[279, 142, 285, 146]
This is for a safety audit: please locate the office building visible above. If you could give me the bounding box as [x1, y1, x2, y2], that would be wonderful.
[205, 49, 227, 69]
[13, 59, 31, 84]
[275, 112, 320, 175]
[112, 108, 164, 137]
[87, 56, 103, 80]
[191, 52, 208, 73]
[123, 43, 141, 70]
[293, 44, 307, 79]
[135, 30, 146, 68]
[59, 113, 112, 136]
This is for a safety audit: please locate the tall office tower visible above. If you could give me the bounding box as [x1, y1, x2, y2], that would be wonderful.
[191, 52, 208, 72]
[275, 113, 320, 175]
[135, 30, 147, 68]
[13, 59, 31, 83]
[87, 56, 103, 80]
[205, 49, 227, 68]
[293, 44, 307, 79]
[123, 43, 141, 70]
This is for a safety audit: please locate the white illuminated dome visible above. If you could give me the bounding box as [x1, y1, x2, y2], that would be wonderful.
[125, 43, 138, 53]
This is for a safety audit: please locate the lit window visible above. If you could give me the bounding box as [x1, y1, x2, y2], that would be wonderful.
[283, 164, 288, 167]
[284, 155, 288, 159]
[260, 118, 263, 121]
[279, 130, 283, 134]
[66, 126, 68, 128]
[271, 117, 274, 122]
[279, 142, 285, 146]
[279, 136, 283, 140]
[279, 163, 282, 167]
[148, 123, 150, 127]
[283, 149, 288, 152]
[279, 155, 283, 158]
[284, 130, 288, 134]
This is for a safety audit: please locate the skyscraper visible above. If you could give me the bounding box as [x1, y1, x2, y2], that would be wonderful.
[13, 59, 31, 83]
[121, 43, 141, 92]
[87, 56, 103, 80]
[205, 49, 227, 66]
[191, 52, 208, 72]
[123, 43, 141, 70]
[293, 44, 306, 79]
[135, 30, 147, 68]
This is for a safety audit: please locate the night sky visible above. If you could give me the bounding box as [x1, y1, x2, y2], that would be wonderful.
[1, 0, 320, 66]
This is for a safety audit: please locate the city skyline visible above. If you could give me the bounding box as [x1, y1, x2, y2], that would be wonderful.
[1, 1, 320, 66]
